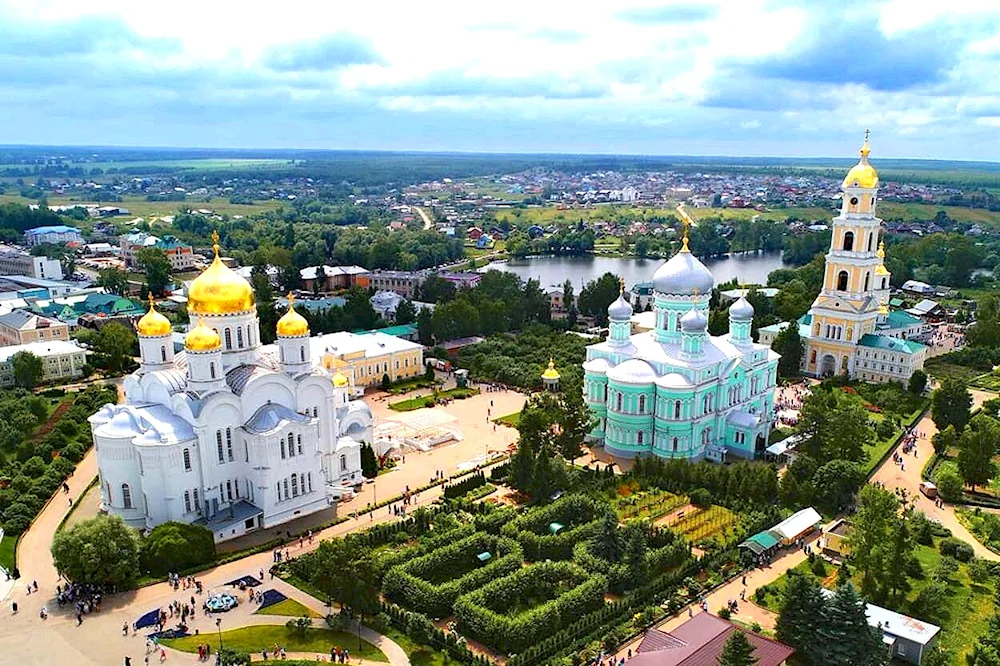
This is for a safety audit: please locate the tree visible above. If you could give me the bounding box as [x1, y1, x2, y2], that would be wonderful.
[11, 351, 44, 388]
[360, 443, 378, 478]
[717, 630, 758, 666]
[775, 571, 825, 666]
[51, 514, 141, 587]
[846, 485, 912, 603]
[416, 307, 434, 345]
[395, 299, 417, 325]
[932, 378, 973, 433]
[97, 267, 130, 296]
[820, 583, 888, 666]
[95, 322, 137, 374]
[771, 324, 803, 378]
[140, 522, 216, 577]
[308, 538, 379, 617]
[958, 416, 999, 491]
[797, 389, 875, 463]
[418, 275, 456, 303]
[516, 392, 594, 463]
[577, 272, 621, 326]
[908, 369, 928, 395]
[935, 467, 964, 502]
[810, 459, 865, 514]
[932, 425, 958, 455]
[135, 247, 172, 297]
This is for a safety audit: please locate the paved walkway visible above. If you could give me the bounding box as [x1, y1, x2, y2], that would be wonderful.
[870, 388, 1000, 561]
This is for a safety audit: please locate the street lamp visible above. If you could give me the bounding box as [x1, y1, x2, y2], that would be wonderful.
[215, 617, 223, 653]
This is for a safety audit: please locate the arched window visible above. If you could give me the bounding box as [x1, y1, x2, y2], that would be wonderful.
[183, 448, 191, 471]
[674, 400, 681, 419]
[881, 277, 887, 289]
[216, 430, 224, 462]
[867, 233, 874, 251]
[224, 328, 232, 350]
[340, 454, 347, 471]
[300, 346, 305, 362]
[837, 271, 849, 291]
[637, 431, 644, 445]
[843, 231, 854, 251]
[121, 483, 133, 509]
[287, 433, 295, 457]
[638, 395, 646, 414]
[160, 345, 167, 362]
[672, 437, 678, 452]
[616, 393, 622, 411]
[296, 435, 302, 454]
[210, 362, 216, 379]
[863, 272, 870, 292]
[237, 327, 244, 348]
[279, 346, 285, 362]
[291, 474, 299, 497]
[226, 428, 233, 461]
[702, 428, 711, 445]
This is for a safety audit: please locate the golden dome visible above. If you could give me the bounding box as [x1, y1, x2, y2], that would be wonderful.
[137, 294, 171, 337]
[276, 293, 309, 337]
[842, 131, 879, 189]
[332, 372, 349, 387]
[185, 318, 221, 352]
[875, 241, 891, 276]
[186, 231, 255, 315]
[541, 358, 560, 380]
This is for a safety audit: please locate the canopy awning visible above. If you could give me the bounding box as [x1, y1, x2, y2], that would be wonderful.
[739, 530, 780, 555]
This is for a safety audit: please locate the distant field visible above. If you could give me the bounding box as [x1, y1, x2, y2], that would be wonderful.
[0, 158, 289, 172]
[0, 193, 286, 219]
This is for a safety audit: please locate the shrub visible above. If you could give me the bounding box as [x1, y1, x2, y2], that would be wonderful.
[934, 467, 964, 502]
[443, 471, 487, 500]
[939, 537, 974, 562]
[502, 495, 611, 561]
[811, 557, 827, 577]
[689, 488, 713, 508]
[140, 522, 216, 576]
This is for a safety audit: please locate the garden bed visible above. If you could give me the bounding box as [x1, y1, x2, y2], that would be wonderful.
[613, 488, 688, 522]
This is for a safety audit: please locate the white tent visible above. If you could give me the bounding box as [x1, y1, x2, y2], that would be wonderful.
[770, 507, 822, 543]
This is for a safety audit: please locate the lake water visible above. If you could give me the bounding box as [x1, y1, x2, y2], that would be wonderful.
[480, 253, 791, 290]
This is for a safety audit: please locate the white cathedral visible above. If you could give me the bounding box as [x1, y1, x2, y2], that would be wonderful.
[90, 234, 372, 542]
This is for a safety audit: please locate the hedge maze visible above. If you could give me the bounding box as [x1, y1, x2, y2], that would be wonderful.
[501, 494, 612, 560]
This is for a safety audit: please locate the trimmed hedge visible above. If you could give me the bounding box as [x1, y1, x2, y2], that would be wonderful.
[443, 471, 487, 499]
[501, 495, 611, 561]
[382, 532, 523, 617]
[573, 525, 690, 593]
[453, 560, 607, 654]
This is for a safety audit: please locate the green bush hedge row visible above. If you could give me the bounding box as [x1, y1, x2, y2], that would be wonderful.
[453, 560, 607, 654]
[443, 471, 487, 499]
[382, 532, 523, 617]
[501, 494, 612, 561]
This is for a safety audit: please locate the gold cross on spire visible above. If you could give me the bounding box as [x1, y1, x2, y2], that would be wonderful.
[148, 292, 155, 308]
[211, 230, 220, 256]
[619, 277, 625, 295]
[287, 292, 295, 307]
[674, 203, 696, 253]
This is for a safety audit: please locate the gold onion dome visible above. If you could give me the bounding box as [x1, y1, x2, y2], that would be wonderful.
[875, 241, 891, 276]
[186, 231, 256, 315]
[541, 358, 560, 380]
[137, 294, 171, 337]
[276, 293, 309, 337]
[332, 372, 349, 387]
[185, 318, 221, 352]
[842, 131, 879, 189]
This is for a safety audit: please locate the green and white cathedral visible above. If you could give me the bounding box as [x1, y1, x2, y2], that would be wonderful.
[583, 237, 780, 461]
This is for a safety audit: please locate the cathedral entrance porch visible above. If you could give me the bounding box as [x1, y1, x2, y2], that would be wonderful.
[819, 354, 837, 377]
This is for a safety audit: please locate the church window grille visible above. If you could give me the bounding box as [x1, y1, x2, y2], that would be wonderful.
[280, 439, 286, 459]
[237, 327, 243, 348]
[193, 489, 200, 513]
[297, 435, 302, 454]
[184, 491, 191, 513]
[224, 328, 232, 350]
[674, 401, 681, 419]
[122, 484, 133, 509]
[210, 362, 216, 379]
[843, 231, 854, 252]
[183, 448, 192, 471]
[672, 437, 678, 452]
[160, 345, 167, 362]
[226, 480, 233, 501]
[837, 271, 849, 291]
[864, 272, 870, 291]
[216, 430, 224, 463]
[307, 472, 313, 492]
[283, 478, 289, 499]
[234, 478, 240, 498]
[300, 346, 305, 362]
[287, 433, 295, 457]
[616, 393, 622, 411]
[226, 428, 234, 461]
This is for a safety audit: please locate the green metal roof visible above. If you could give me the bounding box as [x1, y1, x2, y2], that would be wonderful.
[740, 530, 780, 555]
[884, 311, 921, 328]
[889, 298, 905, 307]
[358, 323, 418, 338]
[798, 313, 813, 325]
[858, 334, 926, 355]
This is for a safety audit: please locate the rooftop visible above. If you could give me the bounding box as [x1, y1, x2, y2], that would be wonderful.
[630, 613, 794, 666]
[0, 339, 85, 362]
[858, 333, 926, 355]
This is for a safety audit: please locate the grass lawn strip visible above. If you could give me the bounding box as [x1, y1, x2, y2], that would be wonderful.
[388, 387, 480, 412]
[161, 625, 387, 661]
[0, 533, 15, 572]
[254, 598, 323, 618]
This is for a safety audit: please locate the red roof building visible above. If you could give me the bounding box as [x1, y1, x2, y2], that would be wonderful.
[629, 613, 794, 666]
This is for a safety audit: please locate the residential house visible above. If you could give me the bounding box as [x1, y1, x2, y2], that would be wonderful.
[629, 281, 655, 311]
[24, 225, 83, 247]
[0, 340, 88, 386]
[299, 265, 369, 293]
[902, 280, 936, 296]
[628, 613, 794, 666]
[0, 310, 70, 347]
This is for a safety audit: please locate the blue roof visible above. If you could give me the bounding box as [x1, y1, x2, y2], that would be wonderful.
[858, 334, 926, 355]
[25, 225, 80, 235]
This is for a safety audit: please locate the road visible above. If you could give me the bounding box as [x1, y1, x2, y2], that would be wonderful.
[413, 206, 433, 230]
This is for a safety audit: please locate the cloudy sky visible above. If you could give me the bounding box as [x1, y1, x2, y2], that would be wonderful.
[1, 0, 999, 159]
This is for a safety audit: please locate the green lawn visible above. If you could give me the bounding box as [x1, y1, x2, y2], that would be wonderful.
[493, 411, 521, 427]
[388, 387, 480, 412]
[379, 625, 449, 666]
[254, 598, 322, 618]
[0, 533, 15, 572]
[161, 625, 387, 661]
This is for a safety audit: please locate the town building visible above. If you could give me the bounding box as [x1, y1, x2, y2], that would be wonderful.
[367, 270, 424, 299]
[312, 330, 424, 396]
[298, 265, 369, 293]
[0, 309, 70, 346]
[583, 233, 780, 461]
[758, 136, 927, 383]
[819, 589, 940, 665]
[24, 225, 83, 247]
[89, 237, 373, 542]
[629, 612, 794, 666]
[0, 275, 78, 298]
[0, 339, 88, 387]
[120, 232, 195, 271]
[369, 290, 433, 321]
[629, 281, 655, 311]
[0, 247, 64, 280]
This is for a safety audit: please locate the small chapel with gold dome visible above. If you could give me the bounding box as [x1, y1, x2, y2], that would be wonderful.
[89, 233, 372, 542]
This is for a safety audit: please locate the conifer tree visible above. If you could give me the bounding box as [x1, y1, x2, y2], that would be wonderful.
[820, 583, 887, 666]
[717, 630, 757, 666]
[775, 571, 825, 666]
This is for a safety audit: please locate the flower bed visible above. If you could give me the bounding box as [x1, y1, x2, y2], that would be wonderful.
[382, 532, 523, 617]
[453, 560, 607, 654]
[501, 495, 612, 561]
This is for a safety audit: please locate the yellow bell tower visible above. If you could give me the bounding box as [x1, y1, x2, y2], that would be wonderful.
[803, 131, 891, 377]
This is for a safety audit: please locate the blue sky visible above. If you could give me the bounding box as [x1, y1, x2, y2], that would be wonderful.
[1, 0, 999, 160]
